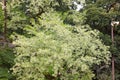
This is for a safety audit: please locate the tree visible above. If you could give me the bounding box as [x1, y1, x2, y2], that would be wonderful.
[6, 0, 86, 33]
[85, 0, 120, 79]
[12, 12, 110, 80]
[0, 0, 112, 79]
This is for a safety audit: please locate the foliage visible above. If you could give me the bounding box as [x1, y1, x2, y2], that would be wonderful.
[0, 4, 4, 33]
[85, 0, 120, 79]
[7, 0, 86, 31]
[85, 0, 120, 33]
[63, 11, 86, 25]
[12, 12, 110, 80]
[0, 47, 15, 80]
[0, 0, 115, 79]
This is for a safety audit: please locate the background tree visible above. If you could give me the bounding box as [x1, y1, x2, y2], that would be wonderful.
[85, 0, 120, 79]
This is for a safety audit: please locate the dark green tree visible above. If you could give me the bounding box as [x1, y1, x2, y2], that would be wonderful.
[85, 0, 120, 79]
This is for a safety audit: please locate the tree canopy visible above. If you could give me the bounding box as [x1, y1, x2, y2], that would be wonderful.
[12, 12, 110, 80]
[0, 0, 120, 80]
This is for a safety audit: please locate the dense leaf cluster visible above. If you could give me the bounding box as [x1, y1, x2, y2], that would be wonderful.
[1, 0, 118, 80]
[11, 12, 110, 80]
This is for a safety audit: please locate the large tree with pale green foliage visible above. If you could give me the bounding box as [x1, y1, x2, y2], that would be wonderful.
[0, 0, 114, 80]
[12, 12, 110, 80]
